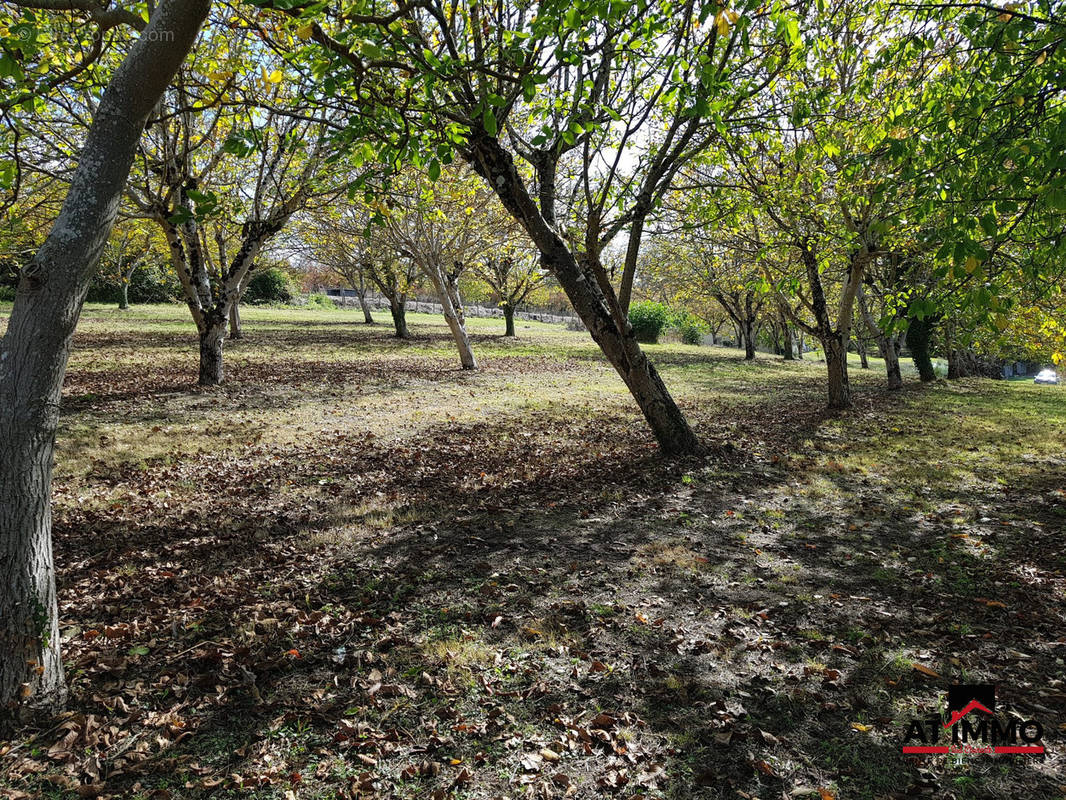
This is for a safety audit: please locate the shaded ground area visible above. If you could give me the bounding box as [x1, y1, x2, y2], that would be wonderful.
[1, 304, 1064, 800]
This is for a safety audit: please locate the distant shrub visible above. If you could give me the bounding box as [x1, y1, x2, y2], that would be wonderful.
[245, 267, 295, 304]
[629, 301, 670, 344]
[0, 285, 15, 302]
[670, 310, 706, 345]
[307, 293, 337, 309]
[86, 258, 181, 304]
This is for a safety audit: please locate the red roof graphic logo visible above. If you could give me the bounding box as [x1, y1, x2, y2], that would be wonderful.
[943, 699, 993, 729]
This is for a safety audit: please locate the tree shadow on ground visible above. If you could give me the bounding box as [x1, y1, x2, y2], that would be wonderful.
[5, 345, 1063, 799]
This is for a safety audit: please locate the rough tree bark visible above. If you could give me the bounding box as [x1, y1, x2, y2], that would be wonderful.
[0, 0, 210, 724]
[390, 301, 409, 338]
[823, 333, 851, 409]
[199, 312, 227, 386]
[502, 304, 516, 337]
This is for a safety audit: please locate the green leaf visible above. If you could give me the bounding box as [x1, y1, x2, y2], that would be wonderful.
[359, 40, 384, 60]
[483, 108, 498, 137]
[428, 158, 441, 181]
[1047, 188, 1066, 211]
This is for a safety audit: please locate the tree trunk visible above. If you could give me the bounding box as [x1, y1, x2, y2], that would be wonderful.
[229, 301, 242, 340]
[858, 286, 901, 390]
[119, 280, 130, 310]
[908, 316, 937, 382]
[198, 318, 226, 386]
[743, 316, 756, 360]
[947, 350, 961, 380]
[823, 334, 851, 409]
[796, 332, 804, 360]
[0, 0, 210, 725]
[781, 315, 795, 361]
[359, 294, 374, 324]
[444, 312, 477, 369]
[857, 337, 869, 369]
[503, 305, 516, 337]
[881, 335, 903, 390]
[390, 300, 409, 338]
[467, 135, 699, 455]
[425, 263, 477, 370]
[441, 285, 476, 370]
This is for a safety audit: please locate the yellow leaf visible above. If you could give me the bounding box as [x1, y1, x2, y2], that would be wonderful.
[296, 22, 314, 40]
[1036, 50, 1047, 66]
[1014, 95, 1025, 107]
[266, 69, 283, 84]
[851, 722, 872, 732]
[1052, 352, 1063, 365]
[964, 255, 977, 273]
[715, 9, 732, 35]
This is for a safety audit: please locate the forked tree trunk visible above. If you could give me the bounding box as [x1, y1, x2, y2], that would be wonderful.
[858, 288, 901, 390]
[823, 334, 851, 409]
[390, 300, 410, 339]
[198, 318, 226, 385]
[425, 263, 476, 370]
[0, 0, 210, 724]
[503, 305, 516, 337]
[442, 287, 477, 369]
[468, 136, 699, 455]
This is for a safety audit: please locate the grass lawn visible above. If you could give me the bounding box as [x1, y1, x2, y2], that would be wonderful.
[1, 302, 1064, 799]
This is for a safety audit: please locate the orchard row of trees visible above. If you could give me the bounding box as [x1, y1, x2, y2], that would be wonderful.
[1, 0, 1065, 721]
